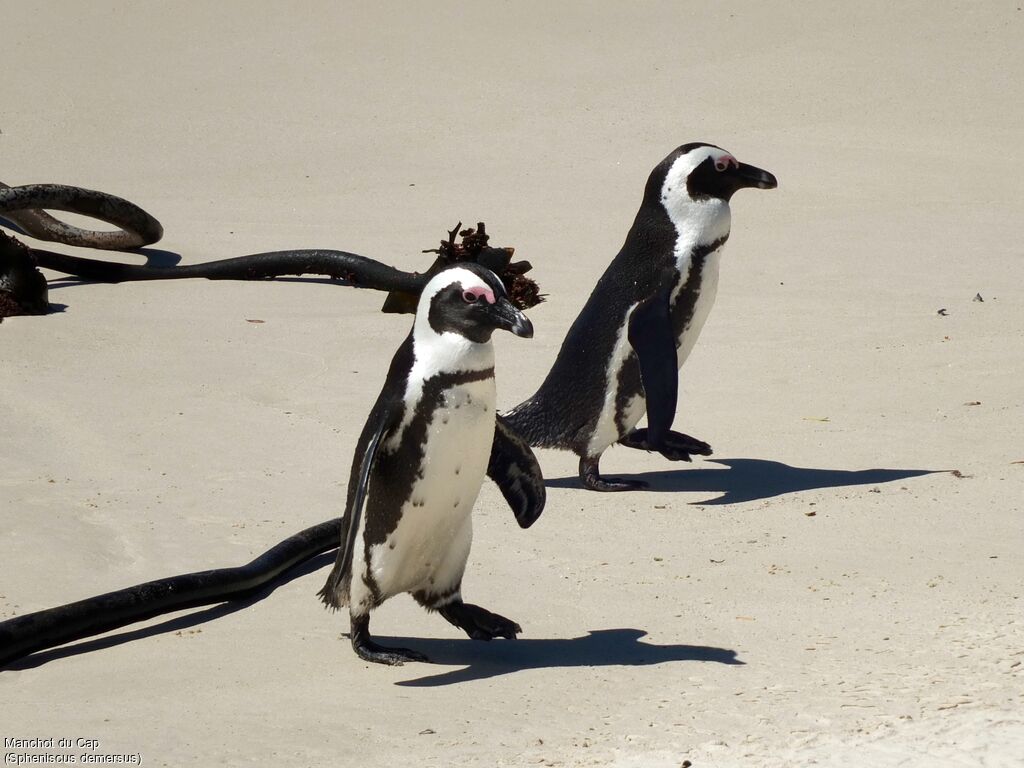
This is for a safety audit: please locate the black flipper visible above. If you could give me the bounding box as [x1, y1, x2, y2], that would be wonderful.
[627, 282, 678, 449]
[340, 412, 390, 584]
[318, 403, 397, 609]
[487, 414, 546, 528]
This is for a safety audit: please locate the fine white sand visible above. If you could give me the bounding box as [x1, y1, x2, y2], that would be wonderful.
[2, 2, 1022, 766]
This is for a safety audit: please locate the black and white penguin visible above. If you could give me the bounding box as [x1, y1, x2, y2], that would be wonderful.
[318, 262, 545, 665]
[503, 143, 777, 491]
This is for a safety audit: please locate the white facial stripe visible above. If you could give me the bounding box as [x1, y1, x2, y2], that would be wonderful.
[417, 266, 494, 313]
[658, 146, 735, 244]
[661, 146, 737, 203]
[413, 265, 503, 348]
[413, 266, 500, 352]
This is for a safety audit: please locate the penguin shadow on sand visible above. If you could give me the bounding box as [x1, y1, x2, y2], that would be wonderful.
[546, 458, 939, 504]
[379, 628, 742, 687]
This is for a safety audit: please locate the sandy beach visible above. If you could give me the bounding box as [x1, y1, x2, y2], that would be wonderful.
[2, 2, 1022, 766]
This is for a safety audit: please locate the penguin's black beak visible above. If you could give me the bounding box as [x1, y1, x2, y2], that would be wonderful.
[733, 162, 778, 191]
[488, 297, 534, 338]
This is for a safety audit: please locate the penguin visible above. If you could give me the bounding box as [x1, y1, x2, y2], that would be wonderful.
[318, 262, 544, 665]
[503, 143, 777, 491]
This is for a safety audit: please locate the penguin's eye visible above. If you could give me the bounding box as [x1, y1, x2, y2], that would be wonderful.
[462, 290, 479, 303]
[714, 156, 738, 172]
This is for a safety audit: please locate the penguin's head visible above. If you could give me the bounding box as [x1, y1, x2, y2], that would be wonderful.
[417, 263, 534, 344]
[653, 143, 778, 210]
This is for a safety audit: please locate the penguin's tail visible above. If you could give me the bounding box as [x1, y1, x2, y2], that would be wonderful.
[317, 556, 351, 612]
[501, 398, 542, 447]
[502, 396, 575, 451]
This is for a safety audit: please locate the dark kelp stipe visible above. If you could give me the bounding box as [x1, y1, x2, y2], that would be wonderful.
[0, 181, 543, 320]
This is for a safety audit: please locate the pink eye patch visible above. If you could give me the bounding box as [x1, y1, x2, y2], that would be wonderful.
[462, 286, 496, 304]
[714, 155, 739, 172]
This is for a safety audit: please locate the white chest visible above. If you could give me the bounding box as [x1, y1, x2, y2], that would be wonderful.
[411, 377, 496, 512]
[671, 247, 723, 367]
[370, 377, 496, 600]
[668, 197, 730, 366]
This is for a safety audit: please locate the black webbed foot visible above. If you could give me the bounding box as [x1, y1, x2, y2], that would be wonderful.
[349, 615, 429, 665]
[619, 428, 712, 462]
[438, 601, 521, 641]
[578, 455, 648, 492]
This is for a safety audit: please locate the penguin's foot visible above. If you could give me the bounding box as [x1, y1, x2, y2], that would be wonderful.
[579, 456, 648, 492]
[439, 601, 522, 641]
[619, 428, 712, 462]
[349, 615, 429, 665]
[661, 430, 713, 459]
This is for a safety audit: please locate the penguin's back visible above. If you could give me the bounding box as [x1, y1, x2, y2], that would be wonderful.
[504, 228, 671, 452]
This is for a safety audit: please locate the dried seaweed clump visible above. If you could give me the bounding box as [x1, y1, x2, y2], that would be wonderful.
[426, 222, 543, 310]
[0, 231, 49, 320]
